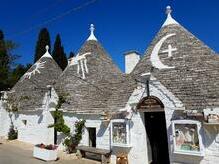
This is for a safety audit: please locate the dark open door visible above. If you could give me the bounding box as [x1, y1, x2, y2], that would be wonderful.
[88, 128, 96, 147]
[144, 112, 170, 164]
[137, 96, 170, 164]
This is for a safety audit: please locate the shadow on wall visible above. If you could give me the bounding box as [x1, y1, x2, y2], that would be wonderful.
[203, 125, 219, 148]
[57, 132, 65, 145]
[38, 114, 43, 123]
[97, 122, 108, 137]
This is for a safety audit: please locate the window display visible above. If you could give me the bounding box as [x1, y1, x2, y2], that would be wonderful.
[172, 120, 204, 156]
[111, 119, 130, 147]
[112, 122, 127, 144]
[204, 108, 219, 124]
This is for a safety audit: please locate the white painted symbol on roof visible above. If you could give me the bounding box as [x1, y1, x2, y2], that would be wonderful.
[70, 52, 91, 79]
[160, 44, 177, 58]
[22, 61, 46, 80]
[150, 33, 176, 69]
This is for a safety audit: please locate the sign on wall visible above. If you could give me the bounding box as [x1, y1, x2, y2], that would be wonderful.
[137, 96, 164, 112]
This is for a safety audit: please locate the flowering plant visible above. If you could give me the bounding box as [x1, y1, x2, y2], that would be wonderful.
[35, 143, 58, 150]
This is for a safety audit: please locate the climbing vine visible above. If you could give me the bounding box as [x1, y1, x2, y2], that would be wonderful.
[48, 93, 85, 153]
[3, 95, 19, 140]
[5, 96, 19, 112]
[63, 119, 85, 153]
[48, 94, 70, 136]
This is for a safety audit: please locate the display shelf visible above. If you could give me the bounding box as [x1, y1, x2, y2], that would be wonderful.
[203, 122, 219, 125]
[111, 144, 132, 148]
[171, 120, 205, 157]
[173, 150, 204, 157]
[110, 119, 130, 148]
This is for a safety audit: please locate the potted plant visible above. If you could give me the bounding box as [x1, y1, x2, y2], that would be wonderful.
[33, 143, 58, 161]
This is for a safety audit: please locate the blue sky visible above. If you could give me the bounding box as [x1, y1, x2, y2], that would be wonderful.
[0, 0, 219, 71]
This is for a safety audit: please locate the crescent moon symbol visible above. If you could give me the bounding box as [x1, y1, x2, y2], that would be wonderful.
[150, 33, 176, 69]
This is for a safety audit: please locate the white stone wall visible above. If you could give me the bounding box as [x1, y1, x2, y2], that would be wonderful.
[125, 77, 219, 164]
[0, 101, 9, 137]
[17, 111, 54, 145]
[1, 80, 219, 164]
[128, 112, 149, 163]
[62, 114, 111, 149]
[0, 102, 54, 145]
[0, 89, 55, 145]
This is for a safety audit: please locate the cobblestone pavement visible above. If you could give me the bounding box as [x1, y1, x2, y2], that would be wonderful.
[0, 141, 99, 164]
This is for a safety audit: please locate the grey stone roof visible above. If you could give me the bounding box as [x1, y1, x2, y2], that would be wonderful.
[132, 23, 219, 110]
[9, 19, 219, 113]
[55, 40, 124, 113]
[56, 20, 219, 114]
[8, 55, 62, 111]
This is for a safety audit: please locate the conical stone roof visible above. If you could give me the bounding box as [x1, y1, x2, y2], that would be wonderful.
[132, 6, 219, 110]
[55, 25, 123, 113]
[8, 46, 62, 111]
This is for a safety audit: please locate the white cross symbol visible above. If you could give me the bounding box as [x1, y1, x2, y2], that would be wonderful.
[160, 44, 177, 58]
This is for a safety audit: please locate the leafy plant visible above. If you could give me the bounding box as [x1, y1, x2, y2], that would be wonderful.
[5, 95, 19, 112]
[48, 94, 70, 136]
[63, 119, 85, 153]
[72, 120, 86, 145]
[48, 93, 85, 153]
[8, 125, 17, 140]
[48, 110, 70, 136]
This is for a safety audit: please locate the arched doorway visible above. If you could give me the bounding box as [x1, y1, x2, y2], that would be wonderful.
[137, 96, 170, 164]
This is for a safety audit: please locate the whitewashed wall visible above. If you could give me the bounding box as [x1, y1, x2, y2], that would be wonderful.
[1, 80, 219, 164]
[0, 103, 54, 145]
[62, 113, 111, 149]
[17, 111, 54, 144]
[125, 77, 219, 164]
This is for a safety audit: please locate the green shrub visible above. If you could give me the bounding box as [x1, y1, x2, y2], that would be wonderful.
[8, 125, 18, 140]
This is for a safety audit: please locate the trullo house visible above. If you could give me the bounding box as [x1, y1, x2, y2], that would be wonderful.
[0, 6, 219, 164]
[0, 46, 62, 144]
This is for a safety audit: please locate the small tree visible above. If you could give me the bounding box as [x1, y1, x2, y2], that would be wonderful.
[63, 120, 85, 153]
[48, 94, 70, 144]
[0, 30, 19, 90]
[48, 94, 85, 153]
[34, 28, 51, 62]
[52, 34, 67, 70]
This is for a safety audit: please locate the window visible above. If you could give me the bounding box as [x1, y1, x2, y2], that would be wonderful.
[22, 120, 27, 126]
[111, 119, 130, 147]
[172, 120, 204, 156]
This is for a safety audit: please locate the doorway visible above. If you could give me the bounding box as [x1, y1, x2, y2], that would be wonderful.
[88, 128, 96, 147]
[144, 112, 170, 164]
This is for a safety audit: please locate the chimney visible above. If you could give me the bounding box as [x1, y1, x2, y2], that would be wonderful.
[124, 50, 140, 74]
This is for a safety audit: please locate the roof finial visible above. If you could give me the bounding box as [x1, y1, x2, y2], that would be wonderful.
[87, 24, 97, 41]
[41, 45, 52, 58]
[162, 5, 179, 27]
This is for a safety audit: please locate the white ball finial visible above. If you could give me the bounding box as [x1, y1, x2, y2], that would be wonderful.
[166, 5, 172, 15]
[45, 45, 49, 52]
